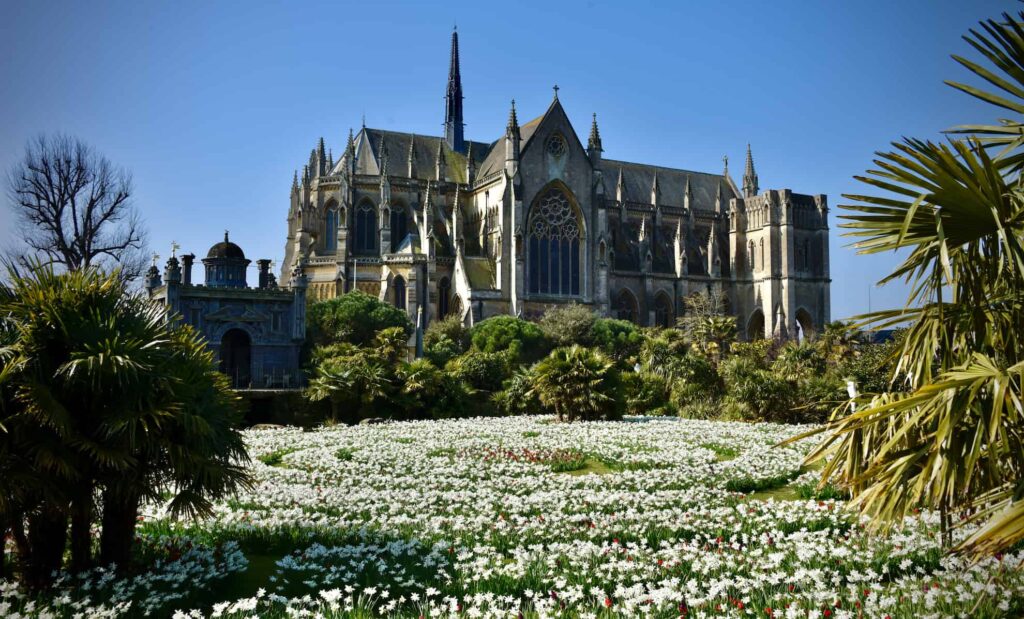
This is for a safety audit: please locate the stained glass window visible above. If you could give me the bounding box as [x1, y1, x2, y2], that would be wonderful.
[527, 187, 581, 296]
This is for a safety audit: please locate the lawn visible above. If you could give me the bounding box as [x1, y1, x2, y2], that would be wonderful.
[3, 416, 1022, 618]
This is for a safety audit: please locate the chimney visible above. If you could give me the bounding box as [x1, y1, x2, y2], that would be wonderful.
[257, 259, 272, 289]
[181, 253, 195, 286]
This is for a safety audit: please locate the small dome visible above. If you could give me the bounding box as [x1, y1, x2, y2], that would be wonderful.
[207, 231, 245, 259]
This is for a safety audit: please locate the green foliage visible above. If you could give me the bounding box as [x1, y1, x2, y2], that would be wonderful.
[529, 345, 622, 422]
[445, 350, 510, 393]
[622, 370, 674, 417]
[307, 291, 412, 347]
[590, 318, 643, 364]
[720, 356, 798, 423]
[492, 368, 548, 416]
[669, 352, 724, 408]
[538, 303, 597, 347]
[469, 315, 548, 363]
[0, 264, 249, 585]
[801, 10, 1024, 557]
[424, 315, 470, 352]
[423, 334, 461, 368]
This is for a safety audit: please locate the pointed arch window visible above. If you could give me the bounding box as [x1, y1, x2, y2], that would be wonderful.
[393, 275, 406, 310]
[614, 289, 639, 324]
[325, 208, 338, 251]
[390, 204, 408, 252]
[438, 277, 451, 318]
[355, 200, 377, 254]
[527, 186, 582, 296]
[759, 238, 765, 271]
[748, 240, 755, 273]
[654, 293, 673, 328]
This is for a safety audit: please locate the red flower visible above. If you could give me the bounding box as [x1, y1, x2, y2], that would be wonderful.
[604, 597, 613, 608]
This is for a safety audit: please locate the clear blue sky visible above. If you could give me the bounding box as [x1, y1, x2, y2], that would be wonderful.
[0, 0, 1011, 320]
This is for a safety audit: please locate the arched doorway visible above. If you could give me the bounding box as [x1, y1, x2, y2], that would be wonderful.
[795, 307, 814, 343]
[614, 289, 639, 324]
[746, 309, 765, 341]
[220, 329, 251, 388]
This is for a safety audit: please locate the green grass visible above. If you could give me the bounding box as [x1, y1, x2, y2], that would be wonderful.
[701, 442, 739, 461]
[334, 447, 356, 461]
[257, 448, 298, 467]
[394, 437, 415, 444]
[563, 457, 614, 476]
[522, 431, 541, 438]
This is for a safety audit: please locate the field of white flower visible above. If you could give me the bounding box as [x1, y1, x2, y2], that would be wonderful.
[3, 416, 1022, 618]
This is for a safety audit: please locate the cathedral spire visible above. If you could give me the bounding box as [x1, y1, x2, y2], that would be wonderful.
[291, 170, 299, 194]
[616, 167, 625, 203]
[742, 143, 759, 198]
[651, 170, 660, 206]
[684, 175, 693, 211]
[588, 113, 602, 152]
[444, 27, 466, 154]
[506, 99, 520, 139]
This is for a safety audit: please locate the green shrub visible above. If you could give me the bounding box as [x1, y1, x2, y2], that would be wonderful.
[772, 341, 827, 381]
[590, 318, 643, 364]
[469, 315, 549, 362]
[538, 303, 597, 347]
[668, 353, 723, 407]
[425, 315, 470, 352]
[794, 373, 847, 423]
[424, 333, 461, 367]
[446, 350, 511, 393]
[677, 399, 723, 420]
[720, 356, 798, 422]
[307, 290, 413, 347]
[493, 368, 548, 416]
[530, 345, 623, 422]
[838, 330, 907, 394]
[622, 370, 674, 416]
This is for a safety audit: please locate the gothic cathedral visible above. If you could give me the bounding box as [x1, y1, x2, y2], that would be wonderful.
[281, 29, 830, 340]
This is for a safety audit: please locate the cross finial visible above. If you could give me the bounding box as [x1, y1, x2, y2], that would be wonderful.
[170, 241, 180, 258]
[552, 84, 559, 99]
[151, 252, 160, 266]
[224, 230, 229, 243]
[722, 155, 729, 173]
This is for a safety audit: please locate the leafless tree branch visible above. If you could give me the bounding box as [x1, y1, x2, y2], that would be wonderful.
[4, 134, 148, 281]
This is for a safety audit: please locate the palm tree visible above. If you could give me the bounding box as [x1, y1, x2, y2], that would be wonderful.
[800, 12, 1024, 557]
[0, 264, 250, 584]
[529, 345, 621, 422]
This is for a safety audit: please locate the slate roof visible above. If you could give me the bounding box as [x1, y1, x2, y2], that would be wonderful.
[332, 128, 491, 183]
[602, 160, 736, 212]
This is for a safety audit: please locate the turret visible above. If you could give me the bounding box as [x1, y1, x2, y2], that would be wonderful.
[443, 27, 466, 153]
[435, 139, 446, 182]
[683, 175, 693, 212]
[345, 128, 356, 176]
[708, 217, 721, 277]
[742, 143, 759, 198]
[316, 137, 327, 176]
[674, 217, 687, 277]
[504, 99, 520, 176]
[587, 113, 603, 167]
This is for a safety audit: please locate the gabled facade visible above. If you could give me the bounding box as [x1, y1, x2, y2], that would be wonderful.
[281, 29, 830, 340]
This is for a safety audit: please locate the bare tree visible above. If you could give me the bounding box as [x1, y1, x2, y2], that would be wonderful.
[5, 134, 147, 279]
